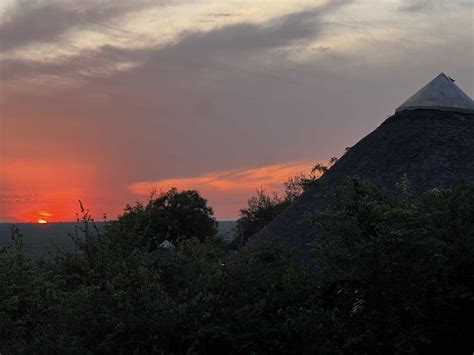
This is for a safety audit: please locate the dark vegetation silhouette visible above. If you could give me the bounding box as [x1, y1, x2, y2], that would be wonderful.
[1, 179, 474, 353]
[234, 160, 334, 244]
[108, 188, 218, 250]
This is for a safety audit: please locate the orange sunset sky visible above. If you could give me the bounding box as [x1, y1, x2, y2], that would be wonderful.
[0, 0, 472, 222]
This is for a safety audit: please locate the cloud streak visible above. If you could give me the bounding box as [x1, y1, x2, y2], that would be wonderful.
[1, 0, 352, 84]
[129, 161, 317, 219]
[0, 0, 163, 52]
[130, 161, 316, 193]
[398, 0, 437, 12]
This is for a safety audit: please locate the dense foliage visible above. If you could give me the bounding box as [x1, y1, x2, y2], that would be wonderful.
[109, 188, 218, 250]
[234, 159, 336, 244]
[311, 178, 474, 353]
[1, 180, 473, 353]
[234, 189, 291, 245]
[235, 172, 320, 244]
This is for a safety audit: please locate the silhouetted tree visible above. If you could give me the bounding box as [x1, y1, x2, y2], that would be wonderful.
[235, 160, 334, 244]
[234, 189, 289, 244]
[113, 188, 218, 249]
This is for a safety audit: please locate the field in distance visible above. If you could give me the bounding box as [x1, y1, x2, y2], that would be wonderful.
[0, 221, 236, 259]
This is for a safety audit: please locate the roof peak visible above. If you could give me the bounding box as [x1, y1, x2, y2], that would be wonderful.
[396, 73, 474, 114]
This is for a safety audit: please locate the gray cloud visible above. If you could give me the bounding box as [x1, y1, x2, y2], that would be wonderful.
[164, 0, 351, 57]
[0, 0, 163, 52]
[0, 44, 145, 81]
[0, 0, 352, 82]
[398, 0, 443, 12]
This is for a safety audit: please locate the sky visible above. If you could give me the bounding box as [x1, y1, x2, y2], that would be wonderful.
[0, 0, 473, 223]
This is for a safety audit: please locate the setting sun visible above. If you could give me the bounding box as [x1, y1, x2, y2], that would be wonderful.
[36, 211, 53, 224]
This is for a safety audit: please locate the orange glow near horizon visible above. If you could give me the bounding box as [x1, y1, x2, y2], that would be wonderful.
[0, 158, 127, 223]
[1, 159, 320, 222]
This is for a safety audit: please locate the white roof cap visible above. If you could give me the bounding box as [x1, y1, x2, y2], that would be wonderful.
[396, 73, 474, 114]
[159, 240, 174, 249]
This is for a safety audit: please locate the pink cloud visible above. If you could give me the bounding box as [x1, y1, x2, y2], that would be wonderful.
[129, 160, 318, 219]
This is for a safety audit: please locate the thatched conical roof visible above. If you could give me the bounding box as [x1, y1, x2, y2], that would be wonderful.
[260, 108, 474, 254]
[396, 73, 474, 114]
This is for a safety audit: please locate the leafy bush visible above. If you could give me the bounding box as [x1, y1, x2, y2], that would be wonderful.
[234, 189, 291, 244]
[109, 188, 218, 250]
[234, 160, 335, 244]
[311, 178, 474, 353]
